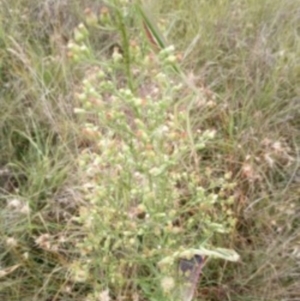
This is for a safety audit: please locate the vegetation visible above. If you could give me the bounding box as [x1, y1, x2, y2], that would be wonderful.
[0, 0, 299, 300]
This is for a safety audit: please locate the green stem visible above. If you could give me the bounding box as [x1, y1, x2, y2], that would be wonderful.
[114, 3, 134, 92]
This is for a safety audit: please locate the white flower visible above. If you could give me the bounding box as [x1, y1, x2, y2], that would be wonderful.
[161, 276, 175, 293]
[6, 237, 17, 247]
[7, 199, 22, 209]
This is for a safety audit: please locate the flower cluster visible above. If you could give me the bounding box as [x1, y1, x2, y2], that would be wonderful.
[68, 4, 237, 298]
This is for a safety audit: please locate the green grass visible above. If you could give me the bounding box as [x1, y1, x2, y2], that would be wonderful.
[0, 1, 299, 301]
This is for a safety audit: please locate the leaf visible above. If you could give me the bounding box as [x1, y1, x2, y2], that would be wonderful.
[179, 247, 240, 262]
[0, 264, 21, 278]
[135, 2, 167, 51]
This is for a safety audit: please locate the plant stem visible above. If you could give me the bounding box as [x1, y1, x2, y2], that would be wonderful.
[114, 3, 134, 92]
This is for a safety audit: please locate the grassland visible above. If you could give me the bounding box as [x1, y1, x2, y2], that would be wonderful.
[0, 1, 299, 300]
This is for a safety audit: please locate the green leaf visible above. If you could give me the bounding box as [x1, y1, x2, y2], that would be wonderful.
[179, 247, 240, 262]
